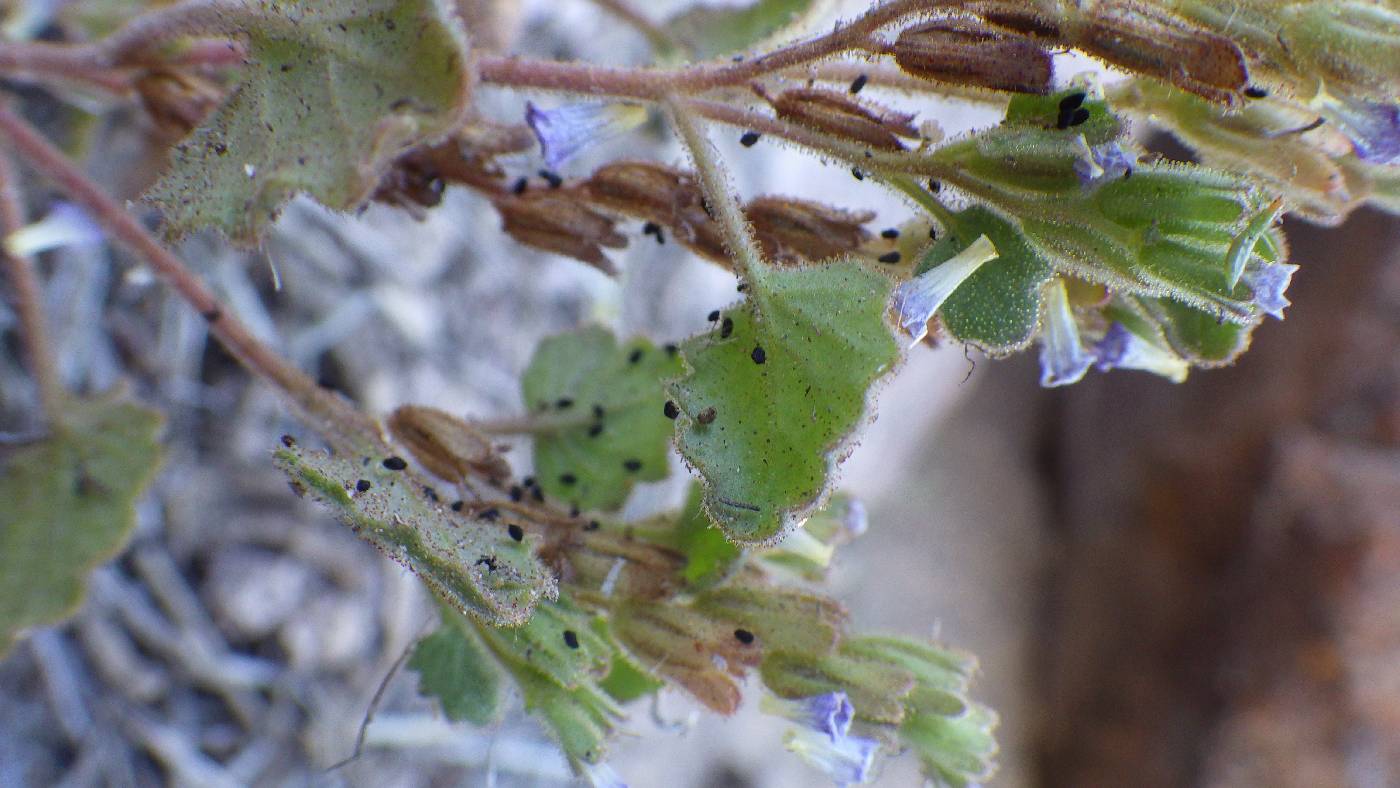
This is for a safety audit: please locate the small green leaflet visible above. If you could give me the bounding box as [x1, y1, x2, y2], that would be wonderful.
[409, 604, 504, 726]
[521, 327, 683, 511]
[669, 259, 898, 544]
[0, 393, 163, 656]
[667, 0, 819, 58]
[672, 482, 743, 590]
[274, 444, 554, 626]
[475, 598, 611, 692]
[145, 0, 471, 243]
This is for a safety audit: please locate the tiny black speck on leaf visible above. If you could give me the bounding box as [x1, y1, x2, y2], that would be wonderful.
[563, 630, 580, 649]
[734, 628, 755, 644]
[560, 473, 577, 485]
[664, 400, 680, 419]
[556, 397, 574, 409]
[508, 524, 524, 541]
[751, 346, 767, 364]
[720, 317, 734, 339]
[280, 434, 296, 447]
[355, 479, 371, 492]
[878, 251, 901, 264]
[850, 73, 867, 94]
[740, 131, 760, 147]
[881, 228, 899, 239]
[708, 309, 721, 322]
[588, 423, 604, 437]
[622, 459, 642, 472]
[382, 456, 407, 471]
[451, 500, 465, 512]
[628, 348, 644, 364]
[509, 485, 524, 502]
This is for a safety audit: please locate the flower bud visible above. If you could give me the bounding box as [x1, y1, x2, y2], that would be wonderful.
[893, 20, 1054, 95]
[768, 88, 917, 151]
[1071, 2, 1248, 104]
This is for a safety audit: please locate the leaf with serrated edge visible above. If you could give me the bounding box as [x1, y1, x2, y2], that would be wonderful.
[521, 327, 683, 511]
[409, 605, 505, 726]
[274, 445, 554, 626]
[669, 260, 898, 545]
[0, 393, 163, 657]
[144, 0, 471, 243]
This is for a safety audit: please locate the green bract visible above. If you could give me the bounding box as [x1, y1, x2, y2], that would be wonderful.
[669, 260, 899, 544]
[145, 0, 471, 243]
[0, 393, 163, 656]
[520, 327, 683, 511]
[274, 444, 553, 626]
[409, 604, 504, 726]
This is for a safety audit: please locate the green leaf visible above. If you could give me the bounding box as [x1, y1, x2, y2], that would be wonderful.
[409, 605, 505, 726]
[274, 444, 554, 626]
[914, 206, 1054, 354]
[508, 663, 623, 769]
[593, 619, 664, 703]
[145, 0, 471, 243]
[1136, 295, 1252, 365]
[672, 482, 743, 591]
[520, 327, 683, 511]
[669, 260, 899, 545]
[475, 598, 611, 691]
[0, 392, 163, 656]
[667, 0, 817, 58]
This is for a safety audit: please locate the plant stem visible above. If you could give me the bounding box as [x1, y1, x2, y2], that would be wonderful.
[666, 97, 765, 284]
[0, 150, 65, 422]
[0, 105, 381, 454]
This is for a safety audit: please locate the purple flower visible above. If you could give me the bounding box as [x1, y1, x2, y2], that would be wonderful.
[1037, 278, 1094, 387]
[3, 202, 104, 257]
[1322, 97, 1400, 165]
[841, 499, 868, 539]
[892, 235, 998, 346]
[784, 726, 879, 786]
[1093, 322, 1188, 382]
[526, 102, 648, 170]
[1241, 261, 1299, 319]
[1073, 141, 1135, 189]
[762, 692, 855, 741]
[582, 761, 628, 788]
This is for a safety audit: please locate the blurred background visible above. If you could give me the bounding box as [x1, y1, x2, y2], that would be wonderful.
[1, 0, 1398, 786]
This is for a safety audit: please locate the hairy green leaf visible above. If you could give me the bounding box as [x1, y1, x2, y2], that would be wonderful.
[521, 327, 683, 511]
[409, 606, 504, 726]
[274, 444, 553, 626]
[0, 393, 163, 656]
[669, 260, 899, 545]
[145, 0, 471, 242]
[667, 0, 818, 58]
[475, 598, 610, 691]
[914, 206, 1053, 354]
[593, 619, 664, 703]
[672, 482, 743, 591]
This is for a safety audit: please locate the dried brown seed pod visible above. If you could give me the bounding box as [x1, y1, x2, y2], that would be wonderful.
[767, 88, 917, 151]
[136, 68, 224, 137]
[584, 161, 729, 264]
[746, 196, 875, 263]
[387, 405, 513, 487]
[495, 191, 626, 274]
[893, 19, 1054, 95]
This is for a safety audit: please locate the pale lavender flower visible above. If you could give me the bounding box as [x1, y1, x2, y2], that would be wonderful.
[582, 761, 628, 788]
[1073, 140, 1135, 188]
[842, 499, 868, 539]
[4, 202, 104, 257]
[1093, 322, 1188, 382]
[892, 235, 998, 346]
[1322, 97, 1400, 165]
[784, 726, 879, 786]
[1038, 278, 1094, 387]
[526, 102, 648, 170]
[762, 691, 854, 741]
[1241, 261, 1299, 319]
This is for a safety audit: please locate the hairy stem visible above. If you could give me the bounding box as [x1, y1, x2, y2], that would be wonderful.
[666, 97, 765, 283]
[0, 151, 65, 422]
[0, 106, 381, 455]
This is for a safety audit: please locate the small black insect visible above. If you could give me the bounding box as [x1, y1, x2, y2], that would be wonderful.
[355, 479, 371, 493]
[664, 400, 680, 419]
[1244, 86, 1268, 99]
[736, 282, 749, 292]
[734, 628, 755, 644]
[664, 343, 678, 356]
[849, 73, 868, 94]
[523, 476, 536, 488]
[585, 520, 601, 531]
[622, 459, 642, 473]
[740, 131, 761, 147]
[560, 473, 577, 486]
[382, 456, 408, 471]
[539, 169, 563, 188]
[563, 630, 580, 649]
[280, 434, 297, 448]
[929, 227, 938, 240]
[511, 177, 528, 195]
[851, 167, 865, 181]
[531, 486, 545, 503]
[451, 500, 465, 512]
[509, 485, 524, 502]
[708, 309, 721, 322]
[1058, 91, 1087, 113]
[423, 485, 439, 502]
[556, 397, 574, 409]
[508, 524, 524, 541]
[480, 507, 499, 520]
[881, 228, 899, 239]
[628, 348, 644, 364]
[928, 179, 941, 193]
[587, 423, 604, 438]
[878, 251, 901, 264]
[751, 346, 767, 364]
[720, 317, 734, 339]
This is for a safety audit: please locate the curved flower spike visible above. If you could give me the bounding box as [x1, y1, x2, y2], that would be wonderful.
[784, 725, 879, 786]
[1093, 322, 1189, 383]
[4, 202, 104, 257]
[891, 235, 998, 347]
[526, 102, 649, 170]
[1242, 261, 1300, 319]
[761, 691, 855, 741]
[1038, 278, 1094, 387]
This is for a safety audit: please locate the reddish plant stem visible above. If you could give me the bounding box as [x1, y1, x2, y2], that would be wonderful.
[0, 105, 380, 454]
[0, 150, 65, 421]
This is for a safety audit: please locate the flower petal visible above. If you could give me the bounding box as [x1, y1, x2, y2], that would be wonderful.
[762, 691, 855, 740]
[891, 234, 998, 346]
[526, 102, 648, 170]
[4, 202, 104, 257]
[1241, 261, 1299, 319]
[1321, 96, 1400, 165]
[1037, 278, 1094, 387]
[1073, 140, 1135, 189]
[1093, 322, 1189, 382]
[784, 726, 879, 786]
[582, 761, 628, 788]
